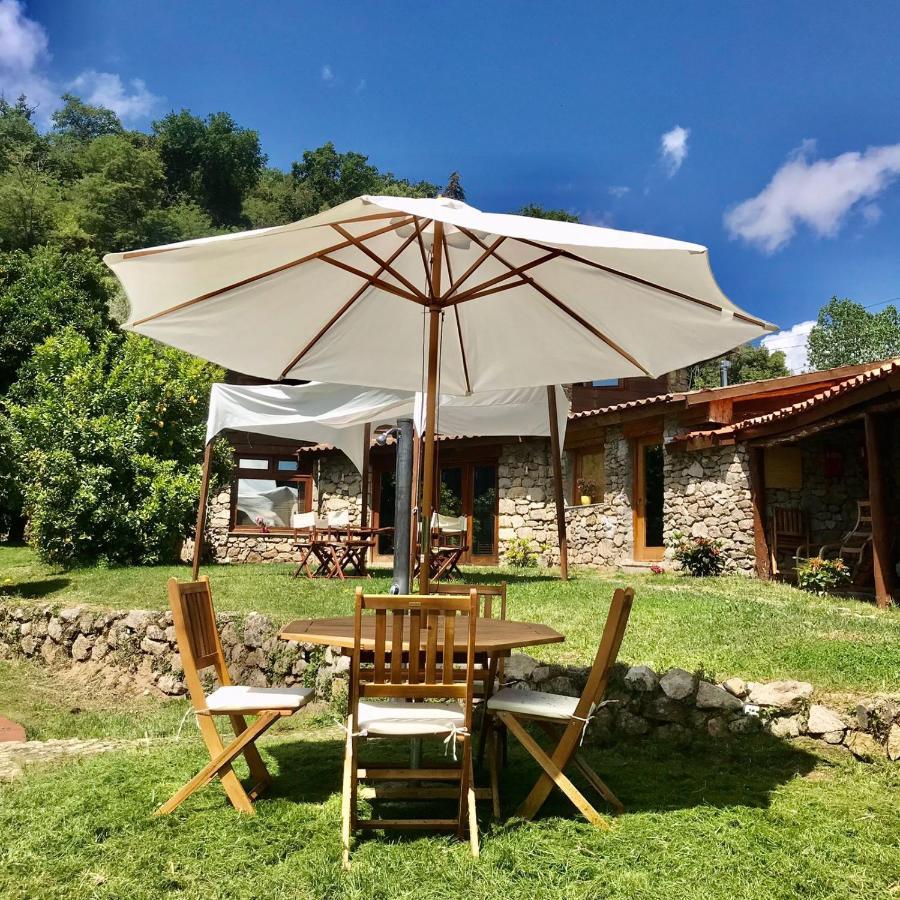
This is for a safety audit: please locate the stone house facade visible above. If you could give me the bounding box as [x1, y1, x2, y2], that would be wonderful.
[193, 360, 900, 596]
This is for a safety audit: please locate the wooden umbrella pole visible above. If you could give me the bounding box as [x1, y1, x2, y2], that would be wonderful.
[192, 441, 213, 580]
[547, 386, 569, 581]
[408, 431, 423, 590]
[360, 423, 371, 529]
[419, 221, 445, 592]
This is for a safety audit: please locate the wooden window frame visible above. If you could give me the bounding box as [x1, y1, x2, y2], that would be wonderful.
[571, 446, 605, 505]
[230, 452, 313, 533]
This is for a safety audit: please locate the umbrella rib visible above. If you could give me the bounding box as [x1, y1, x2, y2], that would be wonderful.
[442, 233, 472, 393]
[450, 250, 560, 303]
[129, 216, 415, 327]
[445, 235, 506, 297]
[318, 256, 427, 304]
[517, 237, 772, 330]
[414, 217, 433, 299]
[443, 278, 529, 305]
[278, 228, 422, 379]
[456, 226, 652, 377]
[330, 223, 427, 300]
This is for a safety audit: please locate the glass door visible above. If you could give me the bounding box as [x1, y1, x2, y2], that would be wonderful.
[437, 460, 499, 564]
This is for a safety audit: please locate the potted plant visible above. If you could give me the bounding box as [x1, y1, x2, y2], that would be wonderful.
[577, 478, 596, 505]
[254, 515, 270, 534]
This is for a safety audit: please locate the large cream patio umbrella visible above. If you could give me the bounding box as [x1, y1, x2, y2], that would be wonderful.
[105, 195, 775, 586]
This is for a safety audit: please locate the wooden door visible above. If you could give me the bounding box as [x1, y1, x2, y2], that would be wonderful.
[438, 460, 499, 565]
[371, 461, 396, 561]
[633, 435, 665, 561]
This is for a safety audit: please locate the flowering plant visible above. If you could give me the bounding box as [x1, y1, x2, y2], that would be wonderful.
[254, 515, 270, 533]
[796, 557, 850, 594]
[650, 564, 665, 575]
[576, 478, 597, 496]
[668, 532, 725, 576]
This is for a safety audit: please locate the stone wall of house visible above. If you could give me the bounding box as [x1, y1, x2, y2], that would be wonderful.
[565, 425, 634, 567]
[664, 420, 755, 573]
[765, 424, 869, 556]
[317, 453, 363, 524]
[3, 599, 898, 760]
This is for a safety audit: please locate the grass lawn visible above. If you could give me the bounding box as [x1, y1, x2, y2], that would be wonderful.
[3, 544, 900, 693]
[1, 657, 899, 899]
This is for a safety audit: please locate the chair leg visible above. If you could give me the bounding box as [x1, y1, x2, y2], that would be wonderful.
[488, 719, 501, 820]
[341, 717, 355, 870]
[157, 712, 279, 816]
[229, 714, 272, 798]
[498, 712, 610, 829]
[457, 736, 471, 842]
[467, 745, 479, 858]
[573, 752, 624, 815]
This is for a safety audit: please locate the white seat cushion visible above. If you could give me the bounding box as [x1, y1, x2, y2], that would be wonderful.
[357, 700, 466, 737]
[487, 687, 581, 720]
[205, 684, 313, 713]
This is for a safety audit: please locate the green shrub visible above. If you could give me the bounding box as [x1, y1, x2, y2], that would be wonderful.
[8, 328, 221, 566]
[669, 532, 725, 577]
[796, 557, 851, 594]
[503, 536, 537, 568]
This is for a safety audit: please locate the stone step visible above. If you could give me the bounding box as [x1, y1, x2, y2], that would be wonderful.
[618, 560, 666, 575]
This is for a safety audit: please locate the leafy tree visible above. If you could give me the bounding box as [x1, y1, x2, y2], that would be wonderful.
[8, 329, 222, 565]
[60, 132, 168, 251]
[690, 343, 790, 389]
[242, 167, 301, 227]
[0, 246, 114, 394]
[153, 110, 265, 226]
[807, 297, 900, 370]
[0, 410, 20, 537]
[0, 95, 43, 169]
[444, 172, 465, 201]
[51, 93, 123, 142]
[290, 142, 437, 218]
[516, 203, 580, 222]
[0, 146, 59, 249]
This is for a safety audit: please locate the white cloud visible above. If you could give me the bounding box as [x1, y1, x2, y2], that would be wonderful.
[354, 77, 367, 93]
[0, 0, 54, 116]
[320, 64, 334, 83]
[0, 0, 159, 125]
[660, 125, 690, 176]
[69, 70, 160, 120]
[608, 185, 630, 198]
[760, 319, 815, 374]
[725, 140, 900, 253]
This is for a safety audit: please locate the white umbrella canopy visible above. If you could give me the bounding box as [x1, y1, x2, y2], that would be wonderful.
[105, 195, 774, 394]
[106, 194, 774, 587]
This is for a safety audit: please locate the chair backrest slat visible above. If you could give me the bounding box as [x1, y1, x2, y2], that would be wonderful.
[430, 582, 507, 620]
[351, 589, 478, 728]
[574, 587, 635, 720]
[167, 576, 230, 712]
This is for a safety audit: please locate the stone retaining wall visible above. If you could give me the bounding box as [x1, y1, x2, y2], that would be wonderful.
[2, 600, 897, 760]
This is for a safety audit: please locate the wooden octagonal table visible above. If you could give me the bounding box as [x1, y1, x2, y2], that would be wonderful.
[279, 615, 564, 656]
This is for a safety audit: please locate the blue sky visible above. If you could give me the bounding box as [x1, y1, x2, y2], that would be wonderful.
[4, 1, 900, 370]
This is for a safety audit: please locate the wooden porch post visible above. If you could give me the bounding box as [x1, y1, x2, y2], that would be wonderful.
[748, 446, 771, 580]
[192, 441, 213, 580]
[865, 412, 893, 609]
[360, 423, 371, 528]
[547, 386, 569, 580]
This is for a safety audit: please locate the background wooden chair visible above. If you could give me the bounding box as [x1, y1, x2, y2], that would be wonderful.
[159, 576, 312, 815]
[819, 499, 874, 584]
[342, 588, 479, 867]
[768, 507, 810, 576]
[485, 586, 634, 826]
[430, 581, 508, 763]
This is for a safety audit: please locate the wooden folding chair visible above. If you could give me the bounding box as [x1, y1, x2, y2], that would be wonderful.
[158, 576, 313, 816]
[430, 581, 508, 764]
[342, 588, 479, 868]
[486, 586, 634, 826]
[819, 500, 874, 584]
